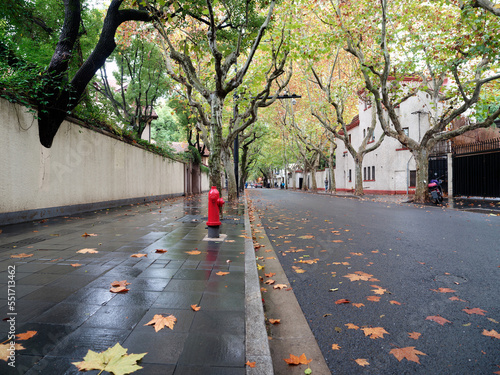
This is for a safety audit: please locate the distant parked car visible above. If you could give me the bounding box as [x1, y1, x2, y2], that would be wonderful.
[255, 183, 263, 188]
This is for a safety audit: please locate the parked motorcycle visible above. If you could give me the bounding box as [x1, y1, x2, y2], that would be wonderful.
[428, 177, 444, 204]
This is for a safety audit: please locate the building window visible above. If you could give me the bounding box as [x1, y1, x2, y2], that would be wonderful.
[367, 166, 371, 180]
[410, 170, 416, 187]
[348, 169, 352, 182]
[363, 167, 366, 180]
[363, 129, 366, 138]
[372, 166, 375, 181]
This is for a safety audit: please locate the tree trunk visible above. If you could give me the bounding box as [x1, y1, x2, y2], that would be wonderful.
[311, 160, 318, 191]
[413, 147, 430, 203]
[329, 142, 336, 194]
[222, 147, 238, 202]
[208, 96, 224, 192]
[354, 154, 364, 196]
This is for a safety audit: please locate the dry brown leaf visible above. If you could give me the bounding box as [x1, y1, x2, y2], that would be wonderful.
[10, 253, 34, 258]
[82, 232, 97, 237]
[408, 332, 421, 340]
[273, 284, 287, 290]
[426, 315, 451, 325]
[265, 279, 275, 285]
[352, 303, 365, 308]
[335, 299, 351, 305]
[155, 249, 167, 253]
[482, 329, 500, 339]
[77, 248, 98, 254]
[389, 300, 401, 305]
[449, 296, 467, 302]
[350, 252, 363, 256]
[332, 240, 344, 243]
[145, 314, 177, 332]
[0, 343, 25, 361]
[111, 280, 131, 287]
[110, 286, 129, 293]
[130, 253, 147, 258]
[216, 271, 230, 276]
[190, 304, 201, 312]
[71, 263, 82, 267]
[361, 327, 389, 339]
[283, 353, 312, 365]
[367, 296, 381, 302]
[389, 347, 426, 364]
[269, 319, 281, 324]
[463, 308, 487, 316]
[265, 272, 276, 278]
[343, 271, 373, 282]
[331, 344, 341, 350]
[16, 331, 37, 340]
[246, 361, 256, 368]
[298, 235, 315, 239]
[186, 250, 201, 255]
[345, 323, 359, 330]
[355, 358, 369, 367]
[371, 286, 388, 295]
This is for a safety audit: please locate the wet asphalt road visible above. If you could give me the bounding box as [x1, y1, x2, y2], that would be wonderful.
[248, 189, 500, 374]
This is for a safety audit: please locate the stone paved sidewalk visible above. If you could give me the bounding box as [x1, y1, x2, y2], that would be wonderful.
[0, 195, 259, 375]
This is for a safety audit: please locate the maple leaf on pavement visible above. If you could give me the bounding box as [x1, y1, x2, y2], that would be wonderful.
[273, 284, 287, 289]
[269, 319, 281, 324]
[111, 280, 131, 288]
[72, 343, 146, 375]
[155, 249, 167, 253]
[331, 344, 341, 350]
[77, 248, 98, 254]
[345, 323, 359, 330]
[190, 305, 201, 312]
[343, 271, 373, 281]
[426, 315, 451, 325]
[265, 279, 275, 285]
[335, 299, 351, 304]
[389, 347, 426, 364]
[284, 353, 313, 365]
[216, 271, 230, 276]
[82, 232, 98, 237]
[265, 272, 276, 278]
[130, 253, 147, 258]
[185, 250, 201, 255]
[361, 327, 389, 339]
[10, 253, 33, 259]
[463, 307, 487, 316]
[0, 343, 25, 361]
[408, 332, 422, 340]
[145, 314, 177, 332]
[355, 358, 369, 366]
[16, 331, 37, 340]
[482, 329, 500, 339]
[246, 361, 256, 368]
[366, 296, 381, 302]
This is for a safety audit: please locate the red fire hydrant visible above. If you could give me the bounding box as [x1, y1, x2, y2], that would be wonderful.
[207, 186, 224, 238]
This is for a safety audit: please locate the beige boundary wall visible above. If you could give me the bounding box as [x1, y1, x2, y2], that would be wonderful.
[0, 98, 191, 225]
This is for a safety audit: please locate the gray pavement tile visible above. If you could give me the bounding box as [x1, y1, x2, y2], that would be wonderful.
[173, 366, 245, 375]
[164, 279, 208, 293]
[199, 291, 244, 312]
[24, 355, 83, 375]
[177, 332, 245, 367]
[29, 302, 101, 327]
[81, 304, 148, 331]
[105, 290, 160, 308]
[173, 269, 212, 280]
[63, 287, 116, 305]
[122, 330, 188, 365]
[44, 274, 97, 292]
[125, 277, 170, 292]
[46, 327, 131, 359]
[189, 310, 244, 336]
[152, 291, 203, 309]
[0, 284, 42, 300]
[22, 286, 75, 303]
[136, 267, 178, 279]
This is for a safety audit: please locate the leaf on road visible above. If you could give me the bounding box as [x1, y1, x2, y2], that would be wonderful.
[482, 329, 500, 339]
[367, 296, 381, 302]
[408, 332, 422, 340]
[190, 305, 201, 312]
[71, 263, 82, 267]
[216, 271, 230, 276]
[274, 284, 288, 290]
[110, 286, 129, 293]
[389, 300, 401, 305]
[331, 344, 341, 350]
[82, 232, 98, 237]
[246, 361, 256, 368]
[350, 252, 363, 256]
[335, 299, 351, 304]
[355, 358, 369, 367]
[463, 308, 487, 316]
[130, 253, 147, 258]
[111, 280, 131, 288]
[449, 296, 467, 302]
[155, 249, 167, 253]
[389, 347, 426, 364]
[332, 240, 344, 243]
[77, 248, 98, 254]
[284, 353, 312, 365]
[345, 323, 359, 330]
[343, 271, 373, 281]
[298, 235, 315, 239]
[265, 272, 276, 278]
[430, 288, 456, 293]
[371, 285, 388, 295]
[72, 343, 146, 374]
[361, 327, 389, 339]
[16, 331, 37, 340]
[265, 279, 275, 285]
[0, 343, 25, 361]
[145, 314, 177, 332]
[352, 303, 365, 308]
[292, 266, 306, 273]
[426, 315, 451, 325]
[185, 250, 201, 255]
[269, 319, 281, 324]
[11, 253, 33, 258]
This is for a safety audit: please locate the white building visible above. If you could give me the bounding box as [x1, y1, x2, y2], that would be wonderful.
[334, 89, 435, 194]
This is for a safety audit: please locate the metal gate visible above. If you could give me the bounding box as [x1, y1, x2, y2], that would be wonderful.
[429, 155, 448, 192]
[452, 138, 500, 197]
